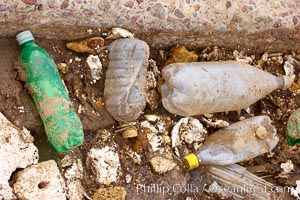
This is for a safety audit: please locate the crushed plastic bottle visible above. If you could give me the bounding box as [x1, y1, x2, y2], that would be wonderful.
[286, 108, 300, 145]
[104, 38, 149, 122]
[161, 61, 292, 116]
[17, 30, 84, 152]
[203, 164, 285, 200]
[183, 116, 278, 170]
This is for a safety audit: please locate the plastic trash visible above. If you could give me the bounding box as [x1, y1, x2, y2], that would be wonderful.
[104, 38, 149, 122]
[16, 30, 84, 152]
[183, 116, 278, 170]
[286, 108, 300, 145]
[203, 164, 285, 200]
[161, 61, 292, 116]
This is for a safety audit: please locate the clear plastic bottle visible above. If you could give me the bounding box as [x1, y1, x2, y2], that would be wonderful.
[183, 116, 278, 170]
[104, 38, 149, 122]
[203, 164, 285, 200]
[161, 61, 292, 116]
[17, 30, 84, 152]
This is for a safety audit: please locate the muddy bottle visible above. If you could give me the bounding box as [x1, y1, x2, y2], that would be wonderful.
[183, 116, 278, 170]
[161, 61, 292, 116]
[203, 164, 285, 200]
[286, 108, 300, 145]
[104, 38, 149, 122]
[17, 30, 84, 152]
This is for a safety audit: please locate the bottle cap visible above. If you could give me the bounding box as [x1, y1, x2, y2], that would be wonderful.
[16, 30, 34, 45]
[183, 153, 199, 170]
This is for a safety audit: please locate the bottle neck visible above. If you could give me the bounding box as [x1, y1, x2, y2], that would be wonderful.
[20, 40, 35, 49]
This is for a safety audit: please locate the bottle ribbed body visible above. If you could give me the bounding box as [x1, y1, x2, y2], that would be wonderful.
[104, 38, 149, 122]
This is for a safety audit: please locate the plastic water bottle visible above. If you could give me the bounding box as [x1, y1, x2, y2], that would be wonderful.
[183, 116, 278, 170]
[203, 164, 285, 199]
[286, 108, 300, 145]
[161, 61, 292, 116]
[16, 30, 84, 152]
[104, 38, 149, 122]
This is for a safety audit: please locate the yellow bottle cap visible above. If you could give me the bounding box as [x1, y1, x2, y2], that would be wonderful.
[183, 153, 199, 170]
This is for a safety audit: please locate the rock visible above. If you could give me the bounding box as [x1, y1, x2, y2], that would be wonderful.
[93, 186, 126, 200]
[150, 155, 177, 174]
[106, 27, 134, 39]
[122, 128, 138, 138]
[13, 160, 67, 200]
[201, 117, 229, 128]
[144, 114, 160, 122]
[86, 147, 121, 185]
[66, 37, 104, 54]
[125, 147, 142, 165]
[280, 160, 294, 174]
[164, 45, 198, 66]
[86, 55, 102, 81]
[0, 112, 38, 200]
[256, 125, 268, 139]
[57, 63, 69, 74]
[146, 89, 159, 111]
[64, 158, 84, 200]
[171, 117, 207, 152]
[65, 180, 84, 200]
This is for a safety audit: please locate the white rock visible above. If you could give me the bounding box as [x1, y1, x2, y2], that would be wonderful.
[202, 117, 229, 128]
[66, 179, 84, 200]
[280, 160, 294, 173]
[125, 174, 132, 183]
[233, 50, 254, 64]
[171, 117, 207, 151]
[126, 148, 142, 165]
[141, 120, 158, 134]
[0, 112, 38, 200]
[86, 55, 102, 81]
[144, 114, 160, 122]
[64, 159, 83, 180]
[64, 159, 84, 200]
[147, 132, 163, 153]
[60, 155, 73, 168]
[109, 27, 134, 38]
[156, 116, 172, 134]
[150, 156, 176, 174]
[290, 180, 300, 199]
[283, 55, 297, 81]
[13, 160, 66, 200]
[86, 147, 121, 185]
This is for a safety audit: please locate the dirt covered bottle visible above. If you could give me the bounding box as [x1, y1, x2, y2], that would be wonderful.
[286, 108, 300, 145]
[16, 30, 84, 152]
[161, 61, 292, 116]
[183, 116, 279, 170]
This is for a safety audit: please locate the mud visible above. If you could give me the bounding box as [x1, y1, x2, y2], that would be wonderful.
[0, 36, 299, 199]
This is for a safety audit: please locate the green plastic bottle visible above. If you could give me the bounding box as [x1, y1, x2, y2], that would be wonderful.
[286, 108, 300, 145]
[16, 30, 84, 152]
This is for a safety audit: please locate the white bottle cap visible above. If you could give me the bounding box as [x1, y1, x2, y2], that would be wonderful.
[16, 30, 34, 45]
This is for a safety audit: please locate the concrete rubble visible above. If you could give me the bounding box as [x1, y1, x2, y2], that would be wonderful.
[86, 146, 121, 185]
[63, 158, 85, 200]
[0, 112, 38, 200]
[13, 160, 67, 200]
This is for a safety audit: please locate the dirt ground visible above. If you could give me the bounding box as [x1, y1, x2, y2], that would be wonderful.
[0, 34, 299, 200]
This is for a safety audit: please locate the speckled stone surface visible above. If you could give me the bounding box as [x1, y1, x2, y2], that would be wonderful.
[0, 0, 299, 51]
